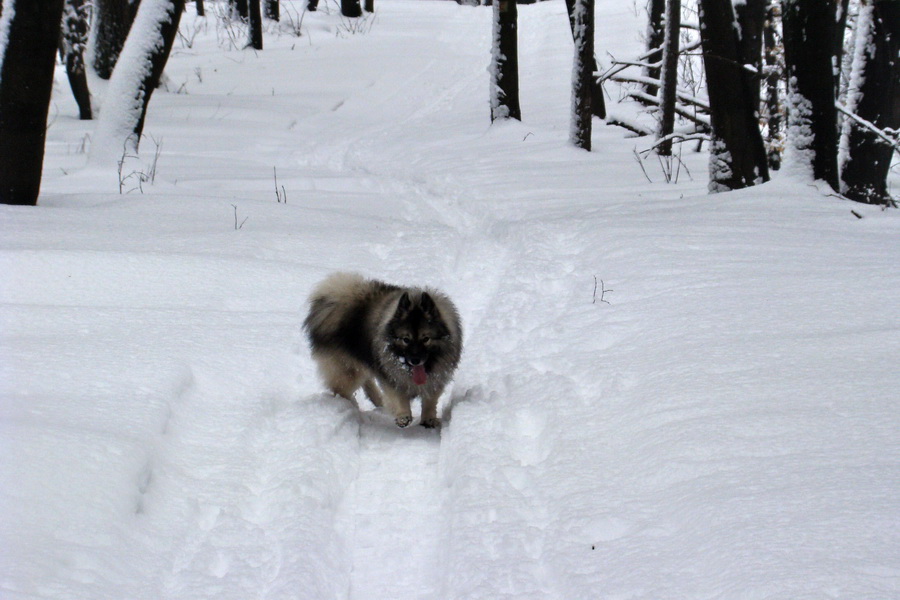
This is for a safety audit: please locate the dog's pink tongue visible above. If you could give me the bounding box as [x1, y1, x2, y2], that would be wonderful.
[412, 365, 427, 386]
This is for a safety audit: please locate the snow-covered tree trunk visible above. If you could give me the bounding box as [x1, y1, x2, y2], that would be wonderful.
[643, 0, 666, 98]
[565, 0, 605, 119]
[490, 0, 521, 122]
[0, 0, 66, 205]
[656, 0, 680, 156]
[93, 0, 139, 80]
[763, 1, 782, 170]
[61, 0, 93, 120]
[569, 0, 593, 150]
[248, 0, 262, 49]
[697, 0, 769, 192]
[733, 0, 765, 108]
[839, 0, 899, 206]
[781, 0, 840, 190]
[89, 0, 185, 166]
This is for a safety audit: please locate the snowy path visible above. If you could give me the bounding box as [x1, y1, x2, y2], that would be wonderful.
[3, 1, 899, 599]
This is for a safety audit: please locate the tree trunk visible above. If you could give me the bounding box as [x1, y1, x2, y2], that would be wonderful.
[698, 0, 770, 192]
[342, 0, 362, 18]
[264, 0, 279, 20]
[656, 0, 680, 156]
[490, 0, 521, 121]
[308, 0, 319, 11]
[834, 0, 851, 95]
[643, 0, 666, 98]
[364, 0, 374, 13]
[763, 1, 782, 170]
[90, 0, 185, 165]
[0, 0, 66, 206]
[93, 0, 140, 79]
[248, 0, 263, 49]
[565, 0, 605, 119]
[840, 0, 900, 206]
[781, 0, 840, 190]
[230, 0, 248, 19]
[569, 0, 594, 150]
[733, 0, 765, 107]
[195, 0, 205, 16]
[61, 0, 93, 120]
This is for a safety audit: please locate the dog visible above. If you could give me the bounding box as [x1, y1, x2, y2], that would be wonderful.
[304, 272, 462, 428]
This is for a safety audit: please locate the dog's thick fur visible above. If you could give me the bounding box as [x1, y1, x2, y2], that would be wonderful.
[304, 272, 462, 428]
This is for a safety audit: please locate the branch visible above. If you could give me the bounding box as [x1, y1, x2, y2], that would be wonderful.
[836, 102, 900, 152]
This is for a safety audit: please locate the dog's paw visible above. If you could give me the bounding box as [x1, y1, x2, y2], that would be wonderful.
[420, 417, 441, 429]
[395, 415, 413, 428]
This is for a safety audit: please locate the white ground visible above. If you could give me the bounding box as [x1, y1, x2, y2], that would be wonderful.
[2, 1, 899, 598]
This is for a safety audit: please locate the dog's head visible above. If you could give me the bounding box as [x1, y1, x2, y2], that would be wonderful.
[386, 292, 452, 385]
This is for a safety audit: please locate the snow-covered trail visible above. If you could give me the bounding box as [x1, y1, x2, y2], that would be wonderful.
[3, 0, 899, 598]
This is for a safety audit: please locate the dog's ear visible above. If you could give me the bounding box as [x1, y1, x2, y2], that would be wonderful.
[397, 292, 412, 314]
[420, 292, 437, 318]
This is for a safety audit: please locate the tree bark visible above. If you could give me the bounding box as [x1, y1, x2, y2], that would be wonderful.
[195, 0, 205, 16]
[656, 0, 680, 156]
[569, 0, 594, 150]
[781, 0, 840, 190]
[697, 0, 770, 192]
[565, 0, 605, 119]
[0, 0, 66, 205]
[490, 0, 521, 121]
[248, 0, 263, 49]
[93, 0, 140, 79]
[61, 0, 93, 120]
[733, 0, 765, 107]
[840, 0, 899, 206]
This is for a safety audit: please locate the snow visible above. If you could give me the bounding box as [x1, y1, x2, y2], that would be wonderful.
[2, 0, 900, 598]
[0, 0, 14, 69]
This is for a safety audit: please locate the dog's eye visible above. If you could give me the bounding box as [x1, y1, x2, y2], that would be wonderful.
[421, 336, 430, 343]
[399, 336, 411, 344]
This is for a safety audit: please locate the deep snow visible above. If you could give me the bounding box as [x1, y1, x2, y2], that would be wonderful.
[2, 1, 899, 598]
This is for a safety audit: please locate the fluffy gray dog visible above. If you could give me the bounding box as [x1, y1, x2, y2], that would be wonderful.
[304, 272, 462, 428]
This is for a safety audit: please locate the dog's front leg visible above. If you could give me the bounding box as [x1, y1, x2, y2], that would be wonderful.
[381, 386, 413, 428]
[420, 391, 442, 429]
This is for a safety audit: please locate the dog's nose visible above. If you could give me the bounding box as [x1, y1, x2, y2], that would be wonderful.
[408, 356, 424, 367]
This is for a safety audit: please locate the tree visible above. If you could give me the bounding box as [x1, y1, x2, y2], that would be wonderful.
[569, 0, 594, 150]
[0, 0, 66, 206]
[490, 0, 521, 122]
[763, 1, 783, 170]
[781, 0, 839, 190]
[565, 0, 605, 119]
[264, 0, 279, 20]
[90, 0, 185, 165]
[342, 0, 362, 18]
[697, 0, 769, 191]
[656, 0, 680, 156]
[248, 0, 263, 49]
[642, 0, 666, 98]
[61, 0, 93, 120]
[93, 0, 140, 79]
[196, 0, 205, 17]
[840, 0, 900, 206]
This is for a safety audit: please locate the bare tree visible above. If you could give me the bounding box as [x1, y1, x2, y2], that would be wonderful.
[61, 0, 93, 120]
[781, 0, 839, 190]
[490, 0, 521, 121]
[264, 0, 279, 20]
[196, 0, 205, 16]
[697, 0, 769, 191]
[565, 0, 605, 119]
[90, 0, 185, 164]
[0, 0, 66, 206]
[569, 0, 594, 150]
[248, 0, 263, 49]
[642, 0, 666, 98]
[93, 0, 140, 79]
[840, 0, 899, 206]
[656, 0, 680, 156]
